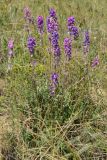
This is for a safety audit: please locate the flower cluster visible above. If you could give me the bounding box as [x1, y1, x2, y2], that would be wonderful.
[91, 55, 99, 68]
[7, 7, 100, 96]
[83, 31, 90, 54]
[51, 31, 60, 57]
[64, 38, 72, 60]
[27, 36, 36, 56]
[49, 8, 57, 21]
[47, 16, 58, 34]
[37, 16, 44, 34]
[47, 9, 60, 64]
[71, 26, 79, 39]
[23, 7, 33, 23]
[47, 8, 58, 39]
[67, 16, 79, 39]
[50, 73, 58, 95]
[67, 16, 75, 32]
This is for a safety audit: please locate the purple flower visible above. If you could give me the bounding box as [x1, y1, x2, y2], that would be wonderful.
[23, 7, 33, 23]
[24, 7, 31, 19]
[50, 73, 58, 95]
[27, 36, 36, 56]
[47, 17, 58, 34]
[68, 16, 75, 32]
[49, 8, 57, 21]
[51, 73, 58, 85]
[67, 17, 79, 39]
[47, 8, 58, 33]
[71, 26, 79, 39]
[37, 16, 44, 34]
[91, 55, 99, 68]
[83, 31, 90, 54]
[54, 45, 60, 57]
[47, 8, 60, 61]
[64, 38, 72, 60]
[51, 31, 60, 58]
[8, 39, 14, 49]
[51, 31, 59, 47]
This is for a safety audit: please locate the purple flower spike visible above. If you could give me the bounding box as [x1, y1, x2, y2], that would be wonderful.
[71, 26, 79, 39]
[23, 7, 33, 23]
[51, 31, 60, 58]
[47, 17, 58, 34]
[8, 39, 14, 49]
[83, 31, 90, 54]
[51, 73, 58, 85]
[54, 46, 60, 57]
[37, 16, 44, 34]
[64, 38, 72, 60]
[68, 16, 75, 32]
[47, 8, 58, 34]
[51, 31, 59, 47]
[49, 8, 57, 21]
[67, 17, 79, 40]
[47, 8, 59, 62]
[24, 7, 31, 19]
[27, 36, 36, 56]
[91, 55, 99, 68]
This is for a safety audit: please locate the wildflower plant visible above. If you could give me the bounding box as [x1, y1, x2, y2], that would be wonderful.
[2, 4, 107, 160]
